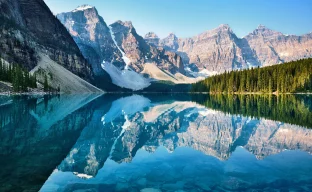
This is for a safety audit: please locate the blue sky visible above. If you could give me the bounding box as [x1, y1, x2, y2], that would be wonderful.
[45, 0, 312, 38]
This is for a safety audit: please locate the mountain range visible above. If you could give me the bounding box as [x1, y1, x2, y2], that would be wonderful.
[57, 5, 192, 91]
[0, 2, 311, 92]
[57, 5, 312, 91]
[146, 24, 312, 76]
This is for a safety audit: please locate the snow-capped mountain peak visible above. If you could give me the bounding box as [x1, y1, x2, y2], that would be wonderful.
[72, 5, 94, 12]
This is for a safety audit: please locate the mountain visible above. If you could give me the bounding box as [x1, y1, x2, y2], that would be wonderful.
[144, 32, 160, 46]
[57, 6, 194, 91]
[109, 20, 185, 75]
[146, 24, 250, 76]
[146, 24, 312, 76]
[0, 0, 102, 93]
[57, 5, 128, 91]
[57, 5, 124, 76]
[244, 25, 312, 66]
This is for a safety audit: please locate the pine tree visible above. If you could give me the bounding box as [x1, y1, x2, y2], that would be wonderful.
[269, 79, 272, 93]
[44, 74, 49, 92]
[191, 58, 312, 94]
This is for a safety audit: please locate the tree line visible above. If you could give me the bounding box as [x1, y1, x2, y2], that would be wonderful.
[191, 58, 312, 93]
[191, 94, 312, 129]
[0, 59, 37, 92]
[0, 57, 58, 92]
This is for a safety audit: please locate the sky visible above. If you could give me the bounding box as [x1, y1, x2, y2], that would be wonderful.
[45, 0, 312, 38]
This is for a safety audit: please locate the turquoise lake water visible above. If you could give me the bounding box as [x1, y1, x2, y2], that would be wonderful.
[0, 94, 311, 192]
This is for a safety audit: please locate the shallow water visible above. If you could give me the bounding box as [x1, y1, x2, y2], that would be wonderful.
[0, 94, 311, 192]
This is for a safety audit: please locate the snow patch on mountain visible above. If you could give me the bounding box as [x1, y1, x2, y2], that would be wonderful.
[101, 61, 150, 91]
[72, 5, 94, 12]
[186, 67, 218, 78]
[108, 26, 131, 68]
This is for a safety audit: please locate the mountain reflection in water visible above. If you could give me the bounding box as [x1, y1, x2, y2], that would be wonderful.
[0, 94, 312, 192]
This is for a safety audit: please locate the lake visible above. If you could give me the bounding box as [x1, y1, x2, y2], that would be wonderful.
[0, 94, 312, 192]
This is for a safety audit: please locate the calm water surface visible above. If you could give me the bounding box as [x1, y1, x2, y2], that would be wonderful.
[0, 94, 312, 192]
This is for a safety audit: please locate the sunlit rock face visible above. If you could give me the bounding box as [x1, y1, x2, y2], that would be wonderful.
[244, 25, 312, 67]
[57, 6, 124, 75]
[144, 32, 160, 47]
[148, 25, 251, 74]
[148, 25, 312, 75]
[58, 7, 186, 79]
[109, 20, 185, 75]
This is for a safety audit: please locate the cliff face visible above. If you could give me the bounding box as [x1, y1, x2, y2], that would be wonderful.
[244, 25, 312, 67]
[144, 32, 160, 47]
[57, 7, 185, 75]
[0, 0, 93, 81]
[57, 6, 189, 90]
[147, 25, 251, 74]
[146, 25, 312, 75]
[57, 5, 124, 76]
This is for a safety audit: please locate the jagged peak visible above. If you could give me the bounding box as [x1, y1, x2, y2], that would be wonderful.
[252, 24, 283, 36]
[113, 20, 133, 28]
[255, 24, 275, 32]
[72, 5, 95, 12]
[207, 24, 233, 34]
[199, 24, 232, 36]
[168, 32, 176, 37]
[218, 24, 230, 29]
[257, 24, 267, 29]
[243, 25, 285, 39]
[145, 32, 159, 39]
[165, 32, 178, 40]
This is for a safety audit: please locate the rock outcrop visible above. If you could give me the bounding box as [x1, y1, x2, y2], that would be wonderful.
[0, 0, 93, 82]
[146, 24, 312, 75]
[244, 25, 312, 66]
[57, 6, 187, 90]
[107, 20, 186, 75]
[144, 32, 159, 47]
[57, 5, 124, 76]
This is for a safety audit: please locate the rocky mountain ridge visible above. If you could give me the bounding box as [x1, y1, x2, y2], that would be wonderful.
[0, 0, 100, 93]
[57, 5, 193, 91]
[146, 24, 312, 75]
[57, 5, 124, 76]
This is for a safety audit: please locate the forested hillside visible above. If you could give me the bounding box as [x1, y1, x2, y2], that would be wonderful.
[0, 59, 37, 92]
[191, 58, 312, 93]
